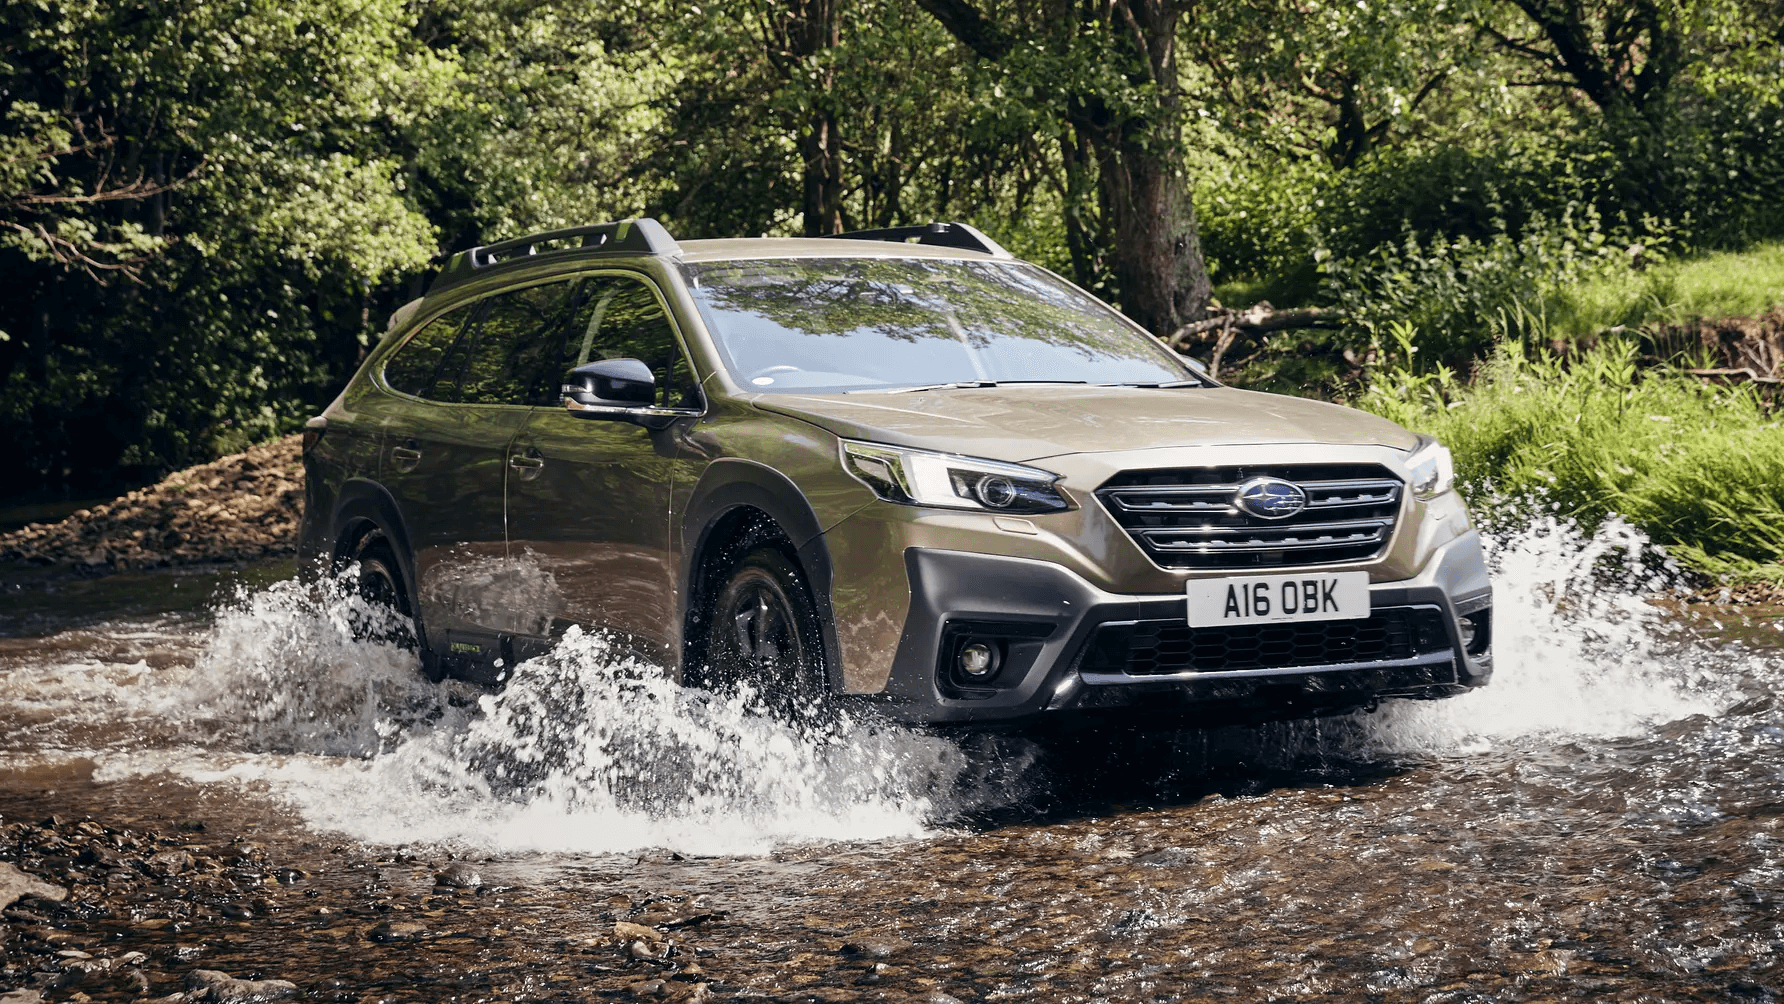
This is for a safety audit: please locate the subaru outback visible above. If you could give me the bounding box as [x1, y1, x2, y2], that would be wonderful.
[298, 218, 1492, 728]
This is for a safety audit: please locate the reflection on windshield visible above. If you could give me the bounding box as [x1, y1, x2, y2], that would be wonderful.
[682, 258, 1189, 393]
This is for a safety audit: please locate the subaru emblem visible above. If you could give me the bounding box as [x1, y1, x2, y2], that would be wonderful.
[1233, 477, 1308, 519]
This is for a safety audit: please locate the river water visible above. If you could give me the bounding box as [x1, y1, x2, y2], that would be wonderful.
[2, 517, 1781, 1001]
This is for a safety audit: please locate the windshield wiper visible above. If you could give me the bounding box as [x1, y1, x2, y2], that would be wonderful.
[1102, 380, 1205, 388]
[859, 381, 999, 394]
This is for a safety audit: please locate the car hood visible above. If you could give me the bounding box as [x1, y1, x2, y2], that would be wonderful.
[748, 385, 1419, 463]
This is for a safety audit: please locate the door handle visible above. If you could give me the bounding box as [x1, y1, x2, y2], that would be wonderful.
[390, 440, 422, 473]
[509, 448, 545, 481]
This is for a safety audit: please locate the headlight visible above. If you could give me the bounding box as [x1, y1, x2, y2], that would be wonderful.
[840, 440, 1072, 514]
[1405, 435, 1455, 500]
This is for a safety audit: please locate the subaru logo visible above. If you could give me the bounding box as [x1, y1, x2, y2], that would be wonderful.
[1233, 477, 1308, 520]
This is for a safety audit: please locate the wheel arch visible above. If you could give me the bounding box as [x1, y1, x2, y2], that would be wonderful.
[680, 459, 840, 691]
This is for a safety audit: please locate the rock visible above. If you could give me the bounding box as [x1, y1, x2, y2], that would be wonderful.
[218, 904, 253, 921]
[628, 939, 669, 960]
[146, 850, 193, 877]
[0, 861, 68, 909]
[840, 937, 912, 959]
[183, 970, 299, 1002]
[0, 991, 45, 1003]
[614, 921, 663, 942]
[434, 862, 481, 888]
[628, 980, 668, 998]
[367, 920, 427, 943]
[923, 993, 965, 1004]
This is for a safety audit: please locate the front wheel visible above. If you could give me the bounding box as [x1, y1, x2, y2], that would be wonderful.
[697, 546, 829, 722]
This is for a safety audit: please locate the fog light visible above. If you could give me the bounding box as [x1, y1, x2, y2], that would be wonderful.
[1458, 618, 1477, 650]
[958, 641, 998, 678]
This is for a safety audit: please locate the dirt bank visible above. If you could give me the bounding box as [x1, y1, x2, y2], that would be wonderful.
[0, 437, 303, 572]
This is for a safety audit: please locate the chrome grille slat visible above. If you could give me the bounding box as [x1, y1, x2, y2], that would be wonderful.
[1095, 464, 1404, 570]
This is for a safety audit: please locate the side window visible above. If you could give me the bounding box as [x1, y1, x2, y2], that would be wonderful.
[562, 275, 701, 409]
[382, 307, 472, 399]
[457, 280, 576, 406]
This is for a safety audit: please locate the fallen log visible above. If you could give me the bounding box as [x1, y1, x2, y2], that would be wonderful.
[1164, 303, 1339, 378]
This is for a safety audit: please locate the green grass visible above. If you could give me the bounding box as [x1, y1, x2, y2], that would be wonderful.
[1542, 241, 1784, 342]
[1359, 339, 1784, 585]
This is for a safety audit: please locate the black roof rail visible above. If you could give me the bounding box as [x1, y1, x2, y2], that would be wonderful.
[427, 218, 681, 296]
[833, 221, 1012, 258]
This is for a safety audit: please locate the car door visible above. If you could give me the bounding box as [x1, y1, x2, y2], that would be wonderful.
[379, 280, 575, 677]
[504, 272, 704, 663]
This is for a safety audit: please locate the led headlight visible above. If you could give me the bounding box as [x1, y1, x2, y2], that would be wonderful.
[840, 440, 1072, 514]
[1406, 435, 1456, 501]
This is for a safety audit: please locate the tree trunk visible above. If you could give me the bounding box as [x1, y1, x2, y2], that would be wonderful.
[1075, 1, 1211, 334]
[917, 0, 1213, 333]
[792, 0, 846, 236]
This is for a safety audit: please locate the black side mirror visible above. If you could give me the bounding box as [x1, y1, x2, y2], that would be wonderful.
[564, 358, 655, 407]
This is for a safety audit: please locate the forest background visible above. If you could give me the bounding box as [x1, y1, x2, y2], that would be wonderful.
[3, 0, 1783, 582]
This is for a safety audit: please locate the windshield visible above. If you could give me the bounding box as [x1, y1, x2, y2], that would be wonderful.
[682, 257, 1190, 393]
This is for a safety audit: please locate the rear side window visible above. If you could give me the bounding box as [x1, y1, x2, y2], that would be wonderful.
[382, 307, 471, 399]
[562, 277, 701, 409]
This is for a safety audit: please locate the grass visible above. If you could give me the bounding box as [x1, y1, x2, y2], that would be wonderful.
[1540, 241, 1784, 343]
[1359, 339, 1784, 586]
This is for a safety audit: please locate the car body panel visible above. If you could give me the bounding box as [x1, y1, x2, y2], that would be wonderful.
[746, 385, 1420, 462]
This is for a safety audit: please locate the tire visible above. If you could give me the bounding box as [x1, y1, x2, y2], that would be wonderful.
[697, 546, 829, 722]
[348, 536, 420, 655]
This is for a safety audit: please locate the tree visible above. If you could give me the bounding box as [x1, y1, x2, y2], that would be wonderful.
[914, 0, 1214, 335]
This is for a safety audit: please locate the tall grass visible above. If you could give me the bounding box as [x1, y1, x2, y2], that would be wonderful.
[1360, 338, 1784, 585]
[1542, 241, 1784, 342]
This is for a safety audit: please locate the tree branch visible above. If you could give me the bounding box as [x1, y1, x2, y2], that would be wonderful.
[910, 0, 1014, 60]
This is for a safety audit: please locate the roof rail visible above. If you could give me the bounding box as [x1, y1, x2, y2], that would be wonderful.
[427, 218, 682, 296]
[833, 222, 1012, 258]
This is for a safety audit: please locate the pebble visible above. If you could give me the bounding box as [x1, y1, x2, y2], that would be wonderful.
[147, 849, 194, 877]
[0, 861, 68, 909]
[219, 904, 253, 921]
[0, 991, 45, 1004]
[841, 937, 912, 959]
[367, 920, 428, 943]
[435, 862, 482, 888]
[184, 969, 300, 1002]
[614, 920, 663, 941]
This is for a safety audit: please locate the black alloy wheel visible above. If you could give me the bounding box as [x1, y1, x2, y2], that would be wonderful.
[349, 537, 420, 654]
[701, 546, 829, 722]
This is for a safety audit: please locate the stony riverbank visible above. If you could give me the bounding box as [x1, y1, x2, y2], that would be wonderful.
[0, 438, 303, 572]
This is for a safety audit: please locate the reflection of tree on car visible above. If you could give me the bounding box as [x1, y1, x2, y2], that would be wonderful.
[683, 258, 1189, 392]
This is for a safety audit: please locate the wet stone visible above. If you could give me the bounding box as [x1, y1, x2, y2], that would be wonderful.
[0, 863, 68, 910]
[841, 938, 912, 959]
[146, 850, 193, 878]
[218, 904, 253, 921]
[434, 862, 481, 888]
[184, 969, 300, 1002]
[367, 920, 427, 943]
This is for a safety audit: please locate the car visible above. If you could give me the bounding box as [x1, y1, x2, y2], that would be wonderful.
[297, 218, 1492, 729]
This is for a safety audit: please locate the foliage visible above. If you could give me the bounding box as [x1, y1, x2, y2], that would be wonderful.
[1360, 339, 1784, 584]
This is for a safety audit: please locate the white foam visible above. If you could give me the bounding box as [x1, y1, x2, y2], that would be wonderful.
[1367, 514, 1736, 751]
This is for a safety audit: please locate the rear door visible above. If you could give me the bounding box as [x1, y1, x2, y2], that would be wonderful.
[378, 280, 577, 677]
[504, 272, 705, 663]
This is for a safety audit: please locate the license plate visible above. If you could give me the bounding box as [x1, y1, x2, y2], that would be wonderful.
[1186, 571, 1370, 627]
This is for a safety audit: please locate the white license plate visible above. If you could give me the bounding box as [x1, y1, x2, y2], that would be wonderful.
[1186, 571, 1370, 628]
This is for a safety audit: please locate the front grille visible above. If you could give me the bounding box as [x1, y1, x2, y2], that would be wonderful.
[1095, 464, 1403, 569]
[1080, 606, 1451, 677]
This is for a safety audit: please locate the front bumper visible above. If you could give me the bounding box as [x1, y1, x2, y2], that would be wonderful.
[865, 529, 1492, 728]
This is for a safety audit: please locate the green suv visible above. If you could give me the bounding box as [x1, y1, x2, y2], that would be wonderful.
[298, 218, 1492, 727]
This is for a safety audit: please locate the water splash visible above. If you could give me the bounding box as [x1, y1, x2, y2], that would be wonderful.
[1365, 514, 1741, 753]
[79, 569, 965, 855]
[9, 513, 1778, 853]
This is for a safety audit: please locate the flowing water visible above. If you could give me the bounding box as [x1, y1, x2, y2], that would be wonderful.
[2, 518, 1782, 1001]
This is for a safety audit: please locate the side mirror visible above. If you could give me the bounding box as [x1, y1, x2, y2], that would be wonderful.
[564, 358, 655, 407]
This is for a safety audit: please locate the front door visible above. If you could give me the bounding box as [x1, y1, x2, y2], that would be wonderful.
[505, 272, 704, 664]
